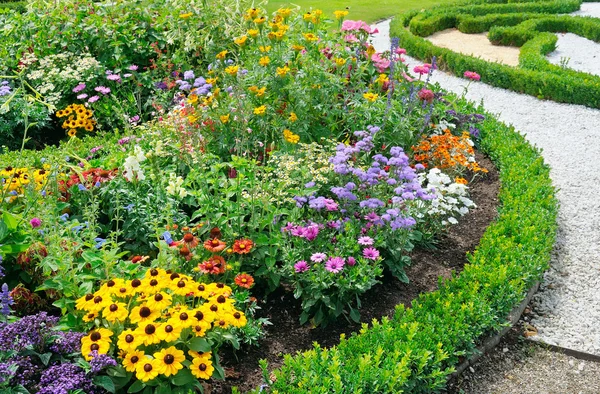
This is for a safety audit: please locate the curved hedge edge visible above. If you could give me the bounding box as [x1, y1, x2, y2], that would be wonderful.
[250, 96, 558, 393]
[450, 280, 539, 379]
[391, 17, 600, 108]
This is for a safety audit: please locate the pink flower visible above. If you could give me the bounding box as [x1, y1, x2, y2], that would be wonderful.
[77, 94, 88, 100]
[30, 218, 41, 228]
[311, 252, 327, 263]
[72, 83, 86, 93]
[88, 95, 100, 103]
[402, 72, 414, 82]
[418, 88, 435, 103]
[325, 257, 345, 273]
[413, 65, 429, 75]
[357, 236, 374, 246]
[347, 256, 357, 266]
[395, 48, 407, 55]
[294, 261, 309, 273]
[362, 247, 380, 260]
[341, 20, 379, 35]
[464, 71, 481, 81]
[344, 34, 359, 43]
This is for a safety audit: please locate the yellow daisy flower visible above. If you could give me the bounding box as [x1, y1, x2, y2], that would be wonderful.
[102, 302, 129, 323]
[122, 350, 145, 373]
[135, 358, 161, 382]
[154, 346, 185, 377]
[190, 356, 214, 380]
[156, 322, 183, 343]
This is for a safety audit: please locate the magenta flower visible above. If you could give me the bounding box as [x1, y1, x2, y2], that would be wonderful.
[325, 257, 345, 273]
[362, 247, 380, 260]
[72, 83, 86, 93]
[310, 252, 327, 263]
[413, 65, 429, 75]
[94, 86, 111, 95]
[294, 261, 309, 273]
[357, 236, 374, 246]
[418, 88, 435, 103]
[107, 74, 121, 82]
[88, 95, 100, 103]
[30, 218, 41, 228]
[464, 71, 481, 81]
[128, 65, 139, 71]
[347, 256, 357, 266]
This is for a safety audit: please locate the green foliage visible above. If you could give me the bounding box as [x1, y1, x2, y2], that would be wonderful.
[255, 97, 558, 393]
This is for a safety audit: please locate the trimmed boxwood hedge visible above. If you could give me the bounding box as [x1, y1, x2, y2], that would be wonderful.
[0, 1, 25, 13]
[392, 0, 600, 109]
[251, 97, 557, 393]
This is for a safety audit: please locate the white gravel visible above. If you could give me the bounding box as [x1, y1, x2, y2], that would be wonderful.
[371, 14, 600, 356]
[547, 33, 600, 76]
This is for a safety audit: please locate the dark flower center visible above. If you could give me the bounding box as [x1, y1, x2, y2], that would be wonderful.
[145, 324, 156, 334]
[164, 354, 175, 364]
[87, 313, 95, 319]
[85, 294, 94, 301]
[150, 269, 159, 276]
[131, 356, 139, 363]
[143, 363, 153, 372]
[107, 280, 115, 287]
[197, 284, 205, 291]
[179, 313, 188, 321]
[125, 334, 134, 343]
[119, 287, 127, 293]
[109, 304, 118, 312]
[217, 295, 226, 304]
[90, 332, 101, 341]
[210, 305, 218, 312]
[165, 325, 173, 333]
[170, 273, 180, 280]
[194, 311, 204, 321]
[131, 279, 141, 288]
[177, 280, 186, 288]
[183, 233, 194, 242]
[154, 294, 163, 301]
[150, 279, 158, 286]
[139, 307, 151, 318]
[91, 343, 100, 351]
[199, 363, 207, 371]
[234, 312, 241, 319]
[219, 320, 226, 326]
[93, 296, 103, 304]
[216, 283, 224, 289]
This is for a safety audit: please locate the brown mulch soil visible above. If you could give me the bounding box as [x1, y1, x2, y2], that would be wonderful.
[211, 151, 500, 393]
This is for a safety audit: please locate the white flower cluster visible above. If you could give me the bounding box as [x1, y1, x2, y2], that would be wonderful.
[415, 168, 476, 226]
[166, 173, 187, 198]
[123, 145, 147, 181]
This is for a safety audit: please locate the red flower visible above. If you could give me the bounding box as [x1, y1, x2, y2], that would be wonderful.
[181, 232, 200, 248]
[198, 255, 226, 274]
[203, 238, 226, 253]
[234, 273, 254, 289]
[232, 239, 254, 254]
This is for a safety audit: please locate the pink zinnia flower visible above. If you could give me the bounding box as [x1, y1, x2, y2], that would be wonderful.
[413, 65, 429, 75]
[362, 247, 379, 260]
[325, 257, 345, 273]
[129, 65, 139, 71]
[344, 34, 359, 43]
[395, 48, 407, 55]
[464, 71, 481, 81]
[294, 261, 309, 273]
[418, 88, 435, 103]
[311, 252, 327, 263]
[30, 218, 41, 228]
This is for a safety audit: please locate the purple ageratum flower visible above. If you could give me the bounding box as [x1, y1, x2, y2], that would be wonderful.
[88, 95, 100, 103]
[294, 261, 309, 273]
[0, 81, 11, 96]
[107, 74, 122, 82]
[183, 70, 195, 80]
[72, 83, 86, 93]
[293, 196, 308, 208]
[304, 181, 315, 188]
[390, 216, 416, 230]
[469, 126, 480, 139]
[94, 86, 110, 95]
[389, 146, 404, 157]
[359, 198, 385, 209]
[0, 283, 13, 315]
[30, 218, 41, 228]
[310, 252, 327, 263]
[308, 196, 338, 211]
[330, 186, 357, 201]
[362, 247, 380, 260]
[155, 81, 168, 90]
[325, 256, 345, 273]
[357, 236, 374, 246]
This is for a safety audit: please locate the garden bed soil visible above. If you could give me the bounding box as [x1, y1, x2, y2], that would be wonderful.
[211, 151, 500, 393]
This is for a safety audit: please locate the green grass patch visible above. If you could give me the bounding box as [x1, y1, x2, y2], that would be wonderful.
[265, 0, 459, 24]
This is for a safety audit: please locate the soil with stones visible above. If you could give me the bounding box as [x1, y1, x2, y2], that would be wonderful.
[209, 151, 500, 393]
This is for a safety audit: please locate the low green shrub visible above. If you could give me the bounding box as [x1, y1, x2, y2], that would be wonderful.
[0, 1, 25, 13]
[255, 97, 558, 393]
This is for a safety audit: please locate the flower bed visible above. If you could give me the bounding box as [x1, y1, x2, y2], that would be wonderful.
[0, 1, 555, 393]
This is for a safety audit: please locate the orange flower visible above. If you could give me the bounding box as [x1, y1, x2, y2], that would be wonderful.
[198, 256, 226, 275]
[232, 239, 254, 254]
[203, 238, 226, 253]
[181, 233, 200, 248]
[234, 274, 254, 289]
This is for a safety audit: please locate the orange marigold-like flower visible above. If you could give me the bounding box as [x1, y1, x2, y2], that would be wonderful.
[203, 238, 226, 253]
[232, 239, 254, 254]
[198, 256, 226, 275]
[234, 273, 254, 289]
[181, 232, 200, 248]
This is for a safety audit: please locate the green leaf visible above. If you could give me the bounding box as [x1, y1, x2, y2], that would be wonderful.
[0, 221, 8, 242]
[92, 375, 116, 393]
[156, 385, 172, 394]
[38, 352, 52, 366]
[127, 380, 145, 393]
[3, 211, 19, 230]
[349, 307, 360, 323]
[171, 368, 195, 386]
[107, 365, 127, 378]
[188, 337, 212, 353]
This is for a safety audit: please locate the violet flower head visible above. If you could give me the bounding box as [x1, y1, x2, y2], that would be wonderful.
[347, 256, 357, 266]
[88, 95, 100, 103]
[325, 257, 345, 273]
[0, 81, 11, 96]
[0, 283, 13, 315]
[72, 83, 86, 93]
[294, 261, 309, 273]
[94, 86, 111, 95]
[129, 65, 139, 71]
[362, 247, 380, 260]
[107, 74, 121, 82]
[30, 217, 41, 228]
[49, 331, 85, 354]
[0, 255, 4, 278]
[183, 70, 195, 80]
[89, 351, 117, 374]
[37, 363, 98, 394]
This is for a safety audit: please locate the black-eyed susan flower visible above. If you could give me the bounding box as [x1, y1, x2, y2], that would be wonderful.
[117, 329, 143, 353]
[154, 346, 185, 377]
[136, 323, 161, 346]
[145, 291, 172, 310]
[122, 350, 145, 373]
[87, 294, 110, 313]
[190, 356, 214, 380]
[75, 293, 95, 311]
[129, 304, 161, 324]
[168, 307, 195, 329]
[141, 276, 164, 294]
[82, 311, 98, 322]
[135, 358, 161, 382]
[156, 322, 182, 343]
[103, 302, 129, 323]
[231, 311, 248, 327]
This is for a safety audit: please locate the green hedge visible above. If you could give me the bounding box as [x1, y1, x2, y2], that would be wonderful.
[253, 98, 558, 393]
[0, 1, 25, 12]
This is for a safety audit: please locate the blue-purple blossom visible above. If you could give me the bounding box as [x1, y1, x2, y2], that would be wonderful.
[183, 70, 195, 80]
[0, 255, 4, 278]
[0, 81, 11, 96]
[37, 362, 100, 394]
[88, 351, 117, 374]
[0, 283, 13, 315]
[359, 198, 385, 209]
[304, 181, 315, 188]
[72, 83, 86, 93]
[162, 231, 173, 244]
[308, 196, 338, 211]
[0, 312, 59, 351]
[94, 86, 110, 95]
[49, 331, 85, 355]
[94, 238, 107, 249]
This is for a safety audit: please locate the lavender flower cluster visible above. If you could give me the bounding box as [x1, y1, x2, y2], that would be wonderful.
[176, 70, 213, 94]
[295, 125, 435, 231]
[88, 351, 117, 374]
[49, 331, 85, 355]
[37, 363, 102, 394]
[0, 312, 59, 352]
[0, 81, 11, 96]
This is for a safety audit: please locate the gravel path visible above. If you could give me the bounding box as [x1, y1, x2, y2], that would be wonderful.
[371, 12, 600, 357]
[547, 33, 600, 76]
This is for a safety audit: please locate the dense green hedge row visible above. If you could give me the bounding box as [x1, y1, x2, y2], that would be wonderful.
[0, 1, 25, 12]
[394, 0, 600, 109]
[408, 0, 581, 36]
[253, 99, 557, 393]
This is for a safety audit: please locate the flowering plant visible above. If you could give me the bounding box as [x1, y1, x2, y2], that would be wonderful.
[76, 268, 247, 391]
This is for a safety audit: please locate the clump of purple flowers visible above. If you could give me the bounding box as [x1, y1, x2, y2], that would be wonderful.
[176, 70, 213, 94]
[0, 81, 11, 96]
[0, 283, 12, 316]
[37, 362, 102, 394]
[88, 351, 117, 374]
[0, 312, 59, 352]
[49, 331, 85, 355]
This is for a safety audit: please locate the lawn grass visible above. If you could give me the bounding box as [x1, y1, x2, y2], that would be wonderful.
[266, 0, 459, 23]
